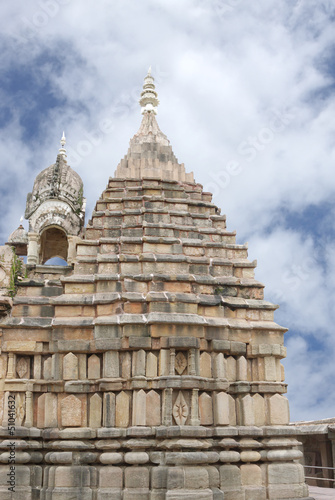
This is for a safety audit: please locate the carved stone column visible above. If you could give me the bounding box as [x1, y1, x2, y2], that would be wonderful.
[188, 348, 196, 376]
[27, 232, 40, 265]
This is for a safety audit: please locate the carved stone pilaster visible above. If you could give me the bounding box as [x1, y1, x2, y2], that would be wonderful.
[25, 391, 33, 428]
[7, 353, 14, 379]
[169, 348, 175, 376]
[190, 388, 200, 426]
[162, 388, 173, 426]
[188, 348, 196, 376]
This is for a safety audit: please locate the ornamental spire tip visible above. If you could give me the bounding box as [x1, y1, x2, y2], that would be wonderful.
[139, 68, 159, 115]
[59, 131, 67, 157]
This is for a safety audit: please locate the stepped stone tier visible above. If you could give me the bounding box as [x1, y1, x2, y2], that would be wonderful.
[0, 71, 313, 500]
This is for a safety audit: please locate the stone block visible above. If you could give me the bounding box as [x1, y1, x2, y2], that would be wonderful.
[199, 392, 213, 426]
[166, 490, 213, 500]
[89, 393, 102, 428]
[129, 337, 151, 348]
[146, 390, 161, 426]
[37, 393, 58, 428]
[264, 356, 277, 381]
[123, 489, 150, 500]
[167, 468, 184, 489]
[116, 391, 130, 428]
[253, 393, 266, 426]
[63, 352, 78, 380]
[103, 351, 120, 378]
[236, 356, 248, 381]
[219, 451, 240, 462]
[219, 465, 241, 489]
[267, 484, 308, 499]
[222, 489, 244, 500]
[88, 354, 101, 378]
[50, 487, 93, 499]
[43, 356, 52, 379]
[124, 466, 149, 488]
[54, 465, 91, 487]
[244, 487, 266, 500]
[240, 451, 261, 462]
[151, 467, 168, 489]
[103, 392, 116, 427]
[99, 453, 123, 465]
[267, 463, 304, 484]
[227, 357, 236, 381]
[125, 452, 149, 464]
[146, 352, 158, 377]
[78, 353, 87, 379]
[239, 394, 254, 426]
[97, 490, 122, 500]
[132, 349, 146, 377]
[212, 488, 224, 500]
[159, 350, 170, 376]
[133, 389, 147, 426]
[99, 466, 123, 488]
[150, 491, 166, 500]
[214, 392, 236, 426]
[240, 464, 262, 486]
[213, 353, 226, 379]
[184, 467, 209, 489]
[61, 394, 82, 427]
[203, 467, 219, 489]
[95, 324, 120, 339]
[0, 464, 30, 485]
[200, 352, 212, 378]
[268, 394, 290, 425]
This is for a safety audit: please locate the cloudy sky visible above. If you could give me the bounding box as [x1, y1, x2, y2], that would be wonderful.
[0, 0, 335, 421]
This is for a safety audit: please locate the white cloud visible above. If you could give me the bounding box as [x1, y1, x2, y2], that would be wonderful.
[0, 0, 335, 420]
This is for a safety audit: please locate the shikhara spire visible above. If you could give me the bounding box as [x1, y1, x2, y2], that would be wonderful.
[114, 69, 194, 182]
[139, 67, 159, 114]
[59, 131, 67, 157]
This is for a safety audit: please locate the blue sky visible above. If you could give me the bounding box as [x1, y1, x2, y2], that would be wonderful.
[1, 0, 335, 421]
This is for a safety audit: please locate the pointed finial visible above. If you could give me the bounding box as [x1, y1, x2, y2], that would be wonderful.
[59, 131, 67, 157]
[20, 215, 24, 224]
[139, 68, 159, 115]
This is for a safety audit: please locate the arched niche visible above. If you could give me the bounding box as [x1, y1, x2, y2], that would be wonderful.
[39, 226, 68, 264]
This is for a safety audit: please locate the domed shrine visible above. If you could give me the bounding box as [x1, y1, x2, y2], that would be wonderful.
[24, 132, 86, 265]
[0, 71, 312, 499]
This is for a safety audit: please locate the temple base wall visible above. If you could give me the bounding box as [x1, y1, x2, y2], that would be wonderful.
[0, 426, 314, 499]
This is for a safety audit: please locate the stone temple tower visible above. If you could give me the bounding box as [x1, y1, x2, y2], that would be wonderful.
[24, 133, 86, 266]
[0, 71, 313, 499]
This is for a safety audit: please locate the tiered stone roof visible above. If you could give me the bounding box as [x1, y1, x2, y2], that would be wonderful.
[0, 71, 312, 500]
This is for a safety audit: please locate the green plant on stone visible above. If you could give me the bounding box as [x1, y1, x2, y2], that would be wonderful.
[8, 248, 24, 297]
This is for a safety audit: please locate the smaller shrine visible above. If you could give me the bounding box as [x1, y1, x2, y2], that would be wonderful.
[23, 133, 86, 265]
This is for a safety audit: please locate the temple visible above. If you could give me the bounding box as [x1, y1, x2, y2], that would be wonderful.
[0, 70, 313, 499]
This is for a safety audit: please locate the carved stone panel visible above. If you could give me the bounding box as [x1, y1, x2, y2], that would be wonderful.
[173, 391, 188, 425]
[16, 357, 29, 379]
[175, 352, 187, 375]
